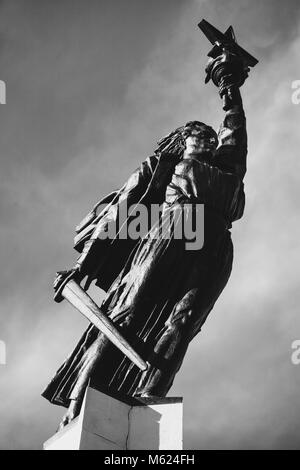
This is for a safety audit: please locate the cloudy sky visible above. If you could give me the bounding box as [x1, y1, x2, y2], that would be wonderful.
[0, 0, 300, 450]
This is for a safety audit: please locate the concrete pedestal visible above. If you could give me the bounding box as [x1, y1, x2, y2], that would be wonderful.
[44, 386, 183, 450]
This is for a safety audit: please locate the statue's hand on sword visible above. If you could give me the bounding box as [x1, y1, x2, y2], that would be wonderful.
[53, 267, 83, 303]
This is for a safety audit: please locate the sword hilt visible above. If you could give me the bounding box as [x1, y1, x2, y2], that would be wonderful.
[54, 270, 79, 303]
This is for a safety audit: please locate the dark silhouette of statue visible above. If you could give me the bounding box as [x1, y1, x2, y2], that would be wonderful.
[42, 22, 257, 430]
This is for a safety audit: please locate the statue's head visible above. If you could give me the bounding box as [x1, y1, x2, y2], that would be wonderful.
[155, 121, 218, 159]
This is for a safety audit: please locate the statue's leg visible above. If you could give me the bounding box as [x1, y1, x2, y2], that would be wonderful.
[135, 237, 234, 397]
[57, 333, 112, 430]
[134, 309, 197, 397]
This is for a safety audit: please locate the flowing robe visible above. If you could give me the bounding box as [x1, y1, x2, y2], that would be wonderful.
[42, 106, 247, 406]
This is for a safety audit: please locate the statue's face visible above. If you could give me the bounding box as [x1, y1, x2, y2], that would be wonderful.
[183, 125, 217, 156]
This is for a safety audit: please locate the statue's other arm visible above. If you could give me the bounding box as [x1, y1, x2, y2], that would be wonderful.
[74, 156, 158, 276]
[215, 89, 247, 179]
[53, 155, 159, 295]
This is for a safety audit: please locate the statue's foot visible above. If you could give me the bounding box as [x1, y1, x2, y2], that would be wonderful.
[57, 399, 81, 433]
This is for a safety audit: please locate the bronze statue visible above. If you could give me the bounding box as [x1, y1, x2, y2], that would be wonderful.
[42, 20, 258, 430]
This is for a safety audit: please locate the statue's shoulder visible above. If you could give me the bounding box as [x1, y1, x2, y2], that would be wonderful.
[141, 153, 179, 181]
[147, 152, 180, 192]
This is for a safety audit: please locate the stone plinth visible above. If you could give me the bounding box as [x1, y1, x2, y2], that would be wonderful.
[44, 386, 183, 450]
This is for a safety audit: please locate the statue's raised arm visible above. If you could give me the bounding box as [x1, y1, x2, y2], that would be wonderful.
[199, 18, 258, 181]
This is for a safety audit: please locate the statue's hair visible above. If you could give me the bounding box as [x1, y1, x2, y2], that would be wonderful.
[154, 121, 218, 156]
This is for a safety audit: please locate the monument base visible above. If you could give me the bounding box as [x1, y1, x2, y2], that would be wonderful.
[44, 386, 183, 450]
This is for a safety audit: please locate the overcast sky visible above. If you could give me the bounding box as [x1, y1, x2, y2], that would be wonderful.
[0, 0, 300, 450]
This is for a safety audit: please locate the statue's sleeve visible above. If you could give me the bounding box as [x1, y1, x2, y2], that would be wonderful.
[73, 155, 159, 288]
[214, 105, 248, 180]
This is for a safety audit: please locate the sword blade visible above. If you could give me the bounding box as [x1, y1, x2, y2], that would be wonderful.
[61, 279, 148, 372]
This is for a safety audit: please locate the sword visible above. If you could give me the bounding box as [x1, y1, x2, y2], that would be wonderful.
[54, 273, 148, 372]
